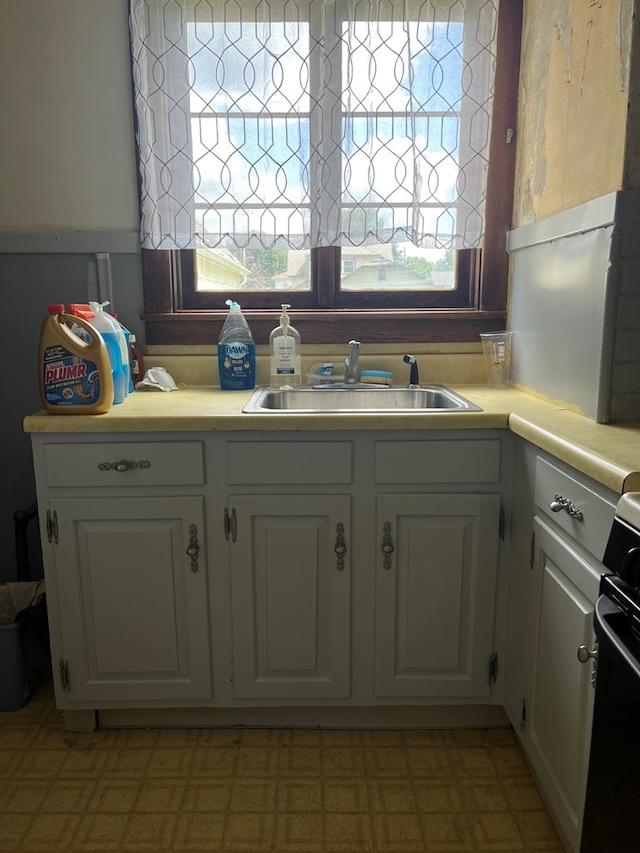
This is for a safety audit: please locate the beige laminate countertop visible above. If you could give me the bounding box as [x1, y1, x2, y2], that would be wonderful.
[23, 385, 640, 495]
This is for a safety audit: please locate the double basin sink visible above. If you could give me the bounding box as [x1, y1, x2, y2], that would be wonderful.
[243, 384, 482, 414]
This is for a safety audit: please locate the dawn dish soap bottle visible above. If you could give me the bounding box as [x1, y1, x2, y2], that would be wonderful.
[269, 303, 302, 388]
[217, 300, 256, 391]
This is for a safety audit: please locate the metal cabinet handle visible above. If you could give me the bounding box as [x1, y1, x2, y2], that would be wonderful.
[46, 509, 59, 545]
[577, 642, 598, 687]
[98, 459, 151, 472]
[335, 522, 347, 571]
[381, 521, 394, 570]
[224, 508, 237, 543]
[550, 494, 583, 521]
[577, 644, 597, 664]
[186, 523, 200, 572]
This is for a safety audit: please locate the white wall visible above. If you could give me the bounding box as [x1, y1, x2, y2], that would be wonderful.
[0, 0, 139, 231]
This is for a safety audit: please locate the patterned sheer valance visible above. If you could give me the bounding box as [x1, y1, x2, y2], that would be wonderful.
[129, 0, 499, 251]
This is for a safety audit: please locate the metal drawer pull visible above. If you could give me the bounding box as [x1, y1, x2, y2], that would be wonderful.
[186, 523, 200, 572]
[382, 521, 394, 570]
[98, 459, 151, 472]
[550, 494, 583, 520]
[335, 522, 347, 571]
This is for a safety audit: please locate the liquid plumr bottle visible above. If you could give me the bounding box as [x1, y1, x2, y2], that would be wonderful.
[39, 304, 114, 414]
[269, 303, 301, 388]
[217, 300, 256, 391]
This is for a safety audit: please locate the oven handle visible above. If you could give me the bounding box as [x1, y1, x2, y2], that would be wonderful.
[595, 594, 640, 681]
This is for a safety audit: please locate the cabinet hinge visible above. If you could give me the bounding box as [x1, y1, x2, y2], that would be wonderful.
[46, 509, 59, 545]
[498, 506, 505, 541]
[520, 698, 527, 733]
[58, 658, 70, 692]
[488, 651, 498, 685]
[529, 532, 535, 568]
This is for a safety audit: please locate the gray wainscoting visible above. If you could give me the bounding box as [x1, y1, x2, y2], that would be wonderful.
[0, 234, 143, 581]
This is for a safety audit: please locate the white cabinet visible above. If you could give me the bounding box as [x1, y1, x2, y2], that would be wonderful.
[225, 433, 505, 705]
[30, 429, 508, 715]
[228, 494, 351, 699]
[505, 449, 616, 853]
[372, 437, 503, 700]
[374, 493, 501, 698]
[225, 439, 353, 700]
[50, 495, 211, 704]
[32, 438, 212, 709]
[523, 517, 599, 853]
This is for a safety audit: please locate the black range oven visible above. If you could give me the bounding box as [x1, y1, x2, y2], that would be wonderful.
[581, 492, 640, 852]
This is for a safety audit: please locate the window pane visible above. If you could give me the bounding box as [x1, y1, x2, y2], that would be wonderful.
[188, 10, 312, 250]
[195, 247, 311, 292]
[340, 16, 468, 247]
[339, 245, 455, 292]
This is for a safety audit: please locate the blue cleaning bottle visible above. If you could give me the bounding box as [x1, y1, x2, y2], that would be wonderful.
[88, 302, 125, 404]
[110, 313, 135, 394]
[217, 300, 256, 391]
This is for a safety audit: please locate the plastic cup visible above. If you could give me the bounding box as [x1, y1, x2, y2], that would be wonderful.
[480, 331, 512, 387]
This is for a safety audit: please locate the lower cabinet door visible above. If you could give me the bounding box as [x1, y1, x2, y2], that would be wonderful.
[522, 517, 598, 853]
[50, 496, 212, 703]
[374, 492, 501, 698]
[228, 494, 351, 699]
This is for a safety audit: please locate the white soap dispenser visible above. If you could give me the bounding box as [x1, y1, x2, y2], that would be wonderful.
[269, 303, 302, 388]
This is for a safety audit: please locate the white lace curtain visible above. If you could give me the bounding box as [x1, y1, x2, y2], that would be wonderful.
[129, 0, 499, 251]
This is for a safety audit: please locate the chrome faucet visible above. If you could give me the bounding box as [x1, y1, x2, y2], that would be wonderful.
[344, 340, 361, 384]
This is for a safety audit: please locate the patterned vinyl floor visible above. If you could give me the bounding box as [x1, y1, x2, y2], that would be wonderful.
[0, 678, 565, 853]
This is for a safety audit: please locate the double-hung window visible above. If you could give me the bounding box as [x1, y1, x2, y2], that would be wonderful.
[130, 0, 521, 344]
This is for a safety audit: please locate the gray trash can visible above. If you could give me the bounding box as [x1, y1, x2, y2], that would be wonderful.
[0, 622, 30, 710]
[0, 582, 49, 711]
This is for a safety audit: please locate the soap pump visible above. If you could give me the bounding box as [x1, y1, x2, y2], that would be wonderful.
[269, 303, 302, 388]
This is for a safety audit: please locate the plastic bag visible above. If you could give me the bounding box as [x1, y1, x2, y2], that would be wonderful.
[135, 367, 179, 392]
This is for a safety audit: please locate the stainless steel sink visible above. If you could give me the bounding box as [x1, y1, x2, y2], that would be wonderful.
[243, 385, 482, 413]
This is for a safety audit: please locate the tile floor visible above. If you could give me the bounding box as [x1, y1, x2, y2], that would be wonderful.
[0, 678, 565, 852]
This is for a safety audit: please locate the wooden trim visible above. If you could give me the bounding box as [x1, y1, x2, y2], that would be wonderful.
[480, 0, 523, 311]
[315, 246, 340, 308]
[141, 249, 175, 314]
[142, 309, 507, 346]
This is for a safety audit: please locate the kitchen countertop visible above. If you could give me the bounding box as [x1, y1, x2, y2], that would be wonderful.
[23, 384, 640, 494]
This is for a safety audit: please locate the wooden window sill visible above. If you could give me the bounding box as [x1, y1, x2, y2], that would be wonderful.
[142, 309, 507, 346]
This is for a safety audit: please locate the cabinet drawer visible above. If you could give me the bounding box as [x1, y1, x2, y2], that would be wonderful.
[375, 440, 501, 484]
[227, 441, 352, 484]
[534, 456, 616, 558]
[44, 441, 204, 487]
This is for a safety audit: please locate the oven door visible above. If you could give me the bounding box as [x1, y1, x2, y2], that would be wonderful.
[581, 592, 640, 852]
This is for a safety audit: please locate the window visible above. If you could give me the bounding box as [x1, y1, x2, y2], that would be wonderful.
[131, 0, 522, 345]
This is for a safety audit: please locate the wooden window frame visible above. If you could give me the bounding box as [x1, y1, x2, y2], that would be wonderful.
[140, 1, 521, 346]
